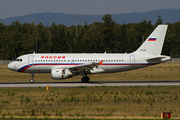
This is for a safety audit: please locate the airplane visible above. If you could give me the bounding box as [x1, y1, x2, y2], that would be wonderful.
[8, 25, 171, 83]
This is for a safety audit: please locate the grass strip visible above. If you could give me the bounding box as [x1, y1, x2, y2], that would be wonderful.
[0, 86, 180, 119]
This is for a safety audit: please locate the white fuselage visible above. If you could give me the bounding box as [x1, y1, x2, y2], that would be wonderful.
[8, 53, 170, 74]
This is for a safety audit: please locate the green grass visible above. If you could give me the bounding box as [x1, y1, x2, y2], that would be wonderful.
[0, 86, 180, 119]
[0, 118, 114, 120]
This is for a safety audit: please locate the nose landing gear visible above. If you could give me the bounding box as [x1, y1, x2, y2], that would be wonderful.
[30, 73, 34, 83]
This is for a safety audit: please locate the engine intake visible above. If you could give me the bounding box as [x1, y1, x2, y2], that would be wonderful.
[51, 69, 73, 80]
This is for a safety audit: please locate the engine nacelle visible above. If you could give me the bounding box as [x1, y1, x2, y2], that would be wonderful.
[51, 69, 73, 80]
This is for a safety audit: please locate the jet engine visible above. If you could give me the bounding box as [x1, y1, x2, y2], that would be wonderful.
[51, 69, 73, 80]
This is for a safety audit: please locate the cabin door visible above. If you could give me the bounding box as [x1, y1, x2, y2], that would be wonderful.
[129, 55, 135, 65]
[28, 55, 34, 66]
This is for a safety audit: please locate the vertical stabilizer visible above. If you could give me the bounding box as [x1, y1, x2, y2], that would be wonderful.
[134, 25, 168, 55]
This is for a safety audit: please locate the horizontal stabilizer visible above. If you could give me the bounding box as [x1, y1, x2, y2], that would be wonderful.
[146, 56, 166, 61]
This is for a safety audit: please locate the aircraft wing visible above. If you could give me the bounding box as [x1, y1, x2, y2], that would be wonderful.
[52, 60, 104, 73]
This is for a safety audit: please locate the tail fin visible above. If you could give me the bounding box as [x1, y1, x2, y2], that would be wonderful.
[134, 25, 168, 55]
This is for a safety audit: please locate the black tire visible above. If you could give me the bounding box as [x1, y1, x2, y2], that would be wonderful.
[86, 77, 89, 82]
[81, 77, 89, 83]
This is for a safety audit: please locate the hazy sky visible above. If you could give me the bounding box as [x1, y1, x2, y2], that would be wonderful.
[1, 0, 180, 19]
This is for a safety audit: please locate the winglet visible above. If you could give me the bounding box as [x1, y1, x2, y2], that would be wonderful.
[98, 60, 104, 65]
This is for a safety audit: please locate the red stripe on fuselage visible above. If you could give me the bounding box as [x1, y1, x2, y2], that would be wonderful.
[20, 66, 32, 72]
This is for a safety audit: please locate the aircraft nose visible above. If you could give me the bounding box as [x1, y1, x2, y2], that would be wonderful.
[8, 62, 16, 71]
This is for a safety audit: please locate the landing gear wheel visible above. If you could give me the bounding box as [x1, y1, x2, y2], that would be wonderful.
[30, 73, 34, 83]
[81, 77, 89, 83]
[30, 79, 34, 83]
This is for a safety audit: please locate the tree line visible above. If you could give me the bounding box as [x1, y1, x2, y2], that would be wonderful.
[0, 14, 180, 60]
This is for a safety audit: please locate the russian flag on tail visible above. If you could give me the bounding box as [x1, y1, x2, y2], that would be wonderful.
[148, 38, 157, 41]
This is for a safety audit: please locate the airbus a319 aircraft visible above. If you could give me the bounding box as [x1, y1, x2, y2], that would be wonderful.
[8, 25, 171, 83]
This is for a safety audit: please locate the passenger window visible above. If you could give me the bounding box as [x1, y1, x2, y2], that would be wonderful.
[20, 59, 22, 62]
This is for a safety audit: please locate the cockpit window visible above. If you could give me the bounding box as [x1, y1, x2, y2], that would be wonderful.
[15, 59, 22, 62]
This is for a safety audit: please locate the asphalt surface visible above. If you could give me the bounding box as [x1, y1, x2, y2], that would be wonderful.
[0, 81, 180, 88]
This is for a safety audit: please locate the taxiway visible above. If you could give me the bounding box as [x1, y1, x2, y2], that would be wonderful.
[0, 81, 180, 88]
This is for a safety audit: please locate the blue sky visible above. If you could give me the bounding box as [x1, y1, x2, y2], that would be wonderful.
[1, 0, 180, 19]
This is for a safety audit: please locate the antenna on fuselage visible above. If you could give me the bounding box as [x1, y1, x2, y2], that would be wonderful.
[36, 38, 37, 53]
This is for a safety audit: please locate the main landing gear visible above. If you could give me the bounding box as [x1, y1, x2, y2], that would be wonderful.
[30, 73, 34, 83]
[81, 75, 90, 83]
